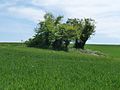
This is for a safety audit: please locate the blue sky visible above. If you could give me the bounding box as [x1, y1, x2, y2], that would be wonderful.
[0, 0, 120, 44]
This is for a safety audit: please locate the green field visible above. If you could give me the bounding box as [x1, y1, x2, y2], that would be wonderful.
[0, 43, 120, 90]
[86, 44, 120, 58]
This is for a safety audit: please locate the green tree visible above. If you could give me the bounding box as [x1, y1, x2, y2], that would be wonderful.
[53, 23, 77, 51]
[66, 18, 82, 48]
[66, 18, 95, 49]
[26, 13, 96, 51]
[78, 18, 96, 49]
[26, 13, 69, 50]
[25, 13, 55, 48]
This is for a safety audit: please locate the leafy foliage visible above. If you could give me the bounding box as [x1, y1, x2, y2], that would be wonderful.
[74, 18, 96, 49]
[26, 13, 96, 51]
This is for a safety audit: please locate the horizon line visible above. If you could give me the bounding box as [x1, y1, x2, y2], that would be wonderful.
[0, 41, 120, 45]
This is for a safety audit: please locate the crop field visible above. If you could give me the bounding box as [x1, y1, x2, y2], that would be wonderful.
[0, 43, 120, 90]
[86, 44, 120, 58]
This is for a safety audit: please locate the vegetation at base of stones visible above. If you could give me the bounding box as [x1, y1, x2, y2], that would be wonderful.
[25, 13, 96, 51]
[79, 49, 105, 56]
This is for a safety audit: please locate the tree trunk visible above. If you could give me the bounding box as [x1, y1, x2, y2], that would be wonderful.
[79, 37, 88, 49]
[74, 37, 88, 49]
[74, 38, 81, 49]
[79, 41, 86, 49]
[64, 40, 70, 51]
[52, 39, 63, 50]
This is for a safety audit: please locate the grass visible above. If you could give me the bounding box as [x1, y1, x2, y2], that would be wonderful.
[0, 43, 120, 90]
[86, 44, 120, 58]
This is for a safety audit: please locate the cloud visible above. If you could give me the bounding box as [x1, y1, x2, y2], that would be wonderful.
[7, 6, 45, 22]
[0, 2, 16, 9]
[31, 0, 59, 6]
[0, 0, 120, 43]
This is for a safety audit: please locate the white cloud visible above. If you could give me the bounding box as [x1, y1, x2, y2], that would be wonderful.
[0, 2, 17, 9]
[7, 6, 45, 22]
[31, 0, 59, 6]
[0, 3, 10, 9]
[1, 0, 120, 43]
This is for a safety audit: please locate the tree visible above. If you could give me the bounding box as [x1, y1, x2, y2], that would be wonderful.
[52, 23, 77, 51]
[26, 13, 96, 51]
[66, 18, 82, 48]
[25, 13, 55, 48]
[26, 13, 70, 50]
[76, 18, 96, 49]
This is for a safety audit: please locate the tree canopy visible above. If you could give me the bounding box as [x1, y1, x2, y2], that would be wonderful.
[26, 13, 96, 51]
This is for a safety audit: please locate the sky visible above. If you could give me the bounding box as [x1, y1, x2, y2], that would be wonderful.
[0, 0, 120, 44]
